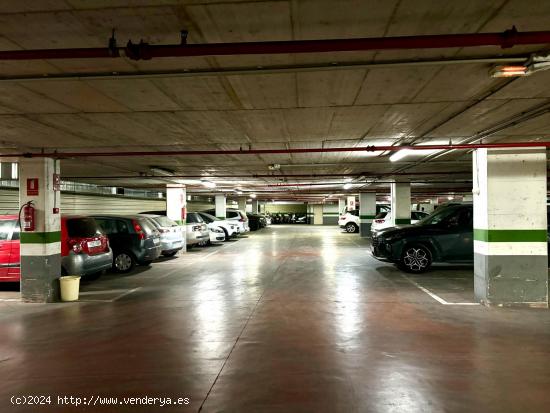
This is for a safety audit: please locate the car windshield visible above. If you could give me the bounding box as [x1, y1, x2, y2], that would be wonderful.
[67, 218, 102, 238]
[153, 216, 178, 227]
[200, 212, 218, 222]
[186, 213, 204, 224]
[416, 206, 460, 226]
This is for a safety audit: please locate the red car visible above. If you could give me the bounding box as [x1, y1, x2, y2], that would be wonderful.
[0, 215, 113, 282]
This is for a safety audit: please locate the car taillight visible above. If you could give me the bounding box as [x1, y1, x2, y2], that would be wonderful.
[375, 219, 385, 223]
[68, 238, 83, 254]
[132, 220, 145, 240]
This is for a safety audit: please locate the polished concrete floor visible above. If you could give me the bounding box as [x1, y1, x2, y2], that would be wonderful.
[1, 225, 550, 412]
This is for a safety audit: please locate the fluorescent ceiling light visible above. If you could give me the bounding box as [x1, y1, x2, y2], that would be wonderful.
[201, 180, 216, 188]
[250, 193, 257, 198]
[343, 183, 352, 190]
[490, 65, 529, 78]
[389, 149, 412, 162]
[150, 166, 175, 176]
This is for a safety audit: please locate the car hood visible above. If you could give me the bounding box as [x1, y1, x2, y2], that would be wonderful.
[372, 224, 420, 238]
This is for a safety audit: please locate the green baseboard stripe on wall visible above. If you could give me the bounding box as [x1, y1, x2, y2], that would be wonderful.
[395, 219, 411, 224]
[323, 212, 339, 215]
[20, 231, 61, 244]
[473, 229, 547, 242]
[360, 215, 376, 219]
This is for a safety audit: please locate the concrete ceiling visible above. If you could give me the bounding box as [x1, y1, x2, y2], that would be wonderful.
[1, 0, 550, 200]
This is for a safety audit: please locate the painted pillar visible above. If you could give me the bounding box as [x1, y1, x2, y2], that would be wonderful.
[166, 184, 186, 252]
[215, 195, 226, 219]
[359, 192, 376, 237]
[390, 182, 411, 226]
[346, 195, 356, 211]
[251, 199, 259, 214]
[19, 158, 61, 302]
[338, 198, 346, 215]
[473, 148, 548, 307]
[237, 197, 246, 212]
[313, 204, 323, 225]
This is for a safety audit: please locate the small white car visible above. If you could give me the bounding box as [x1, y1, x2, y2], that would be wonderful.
[209, 227, 225, 243]
[338, 209, 360, 233]
[203, 208, 250, 234]
[370, 210, 429, 233]
[185, 212, 210, 248]
[196, 211, 239, 239]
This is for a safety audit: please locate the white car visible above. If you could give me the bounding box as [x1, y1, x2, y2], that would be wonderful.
[370, 210, 429, 233]
[209, 227, 225, 243]
[203, 208, 250, 234]
[140, 214, 184, 257]
[196, 211, 239, 240]
[338, 209, 360, 233]
[185, 212, 210, 248]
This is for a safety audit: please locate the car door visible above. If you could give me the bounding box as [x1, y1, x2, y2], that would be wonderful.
[8, 222, 20, 279]
[0, 219, 15, 279]
[434, 207, 473, 262]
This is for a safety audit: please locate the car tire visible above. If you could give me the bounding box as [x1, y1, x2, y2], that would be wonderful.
[162, 251, 178, 257]
[113, 251, 135, 273]
[399, 244, 432, 273]
[221, 228, 229, 241]
[345, 223, 358, 233]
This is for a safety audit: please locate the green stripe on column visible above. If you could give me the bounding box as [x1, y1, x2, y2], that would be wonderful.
[216, 216, 225, 220]
[323, 212, 339, 215]
[473, 229, 547, 242]
[20, 231, 61, 244]
[395, 218, 411, 224]
[360, 215, 376, 219]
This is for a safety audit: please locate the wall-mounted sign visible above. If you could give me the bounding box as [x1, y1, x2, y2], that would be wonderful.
[26, 178, 39, 196]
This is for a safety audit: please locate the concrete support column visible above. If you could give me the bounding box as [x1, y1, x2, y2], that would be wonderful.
[251, 199, 259, 214]
[215, 195, 226, 219]
[237, 197, 246, 212]
[19, 158, 61, 302]
[166, 184, 186, 252]
[359, 192, 376, 237]
[390, 182, 411, 225]
[473, 148, 548, 307]
[338, 198, 346, 215]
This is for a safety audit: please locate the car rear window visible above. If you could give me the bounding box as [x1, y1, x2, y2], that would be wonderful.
[153, 216, 178, 227]
[0, 219, 16, 240]
[67, 218, 102, 238]
[186, 213, 204, 224]
[199, 212, 217, 223]
[137, 218, 157, 235]
[375, 212, 387, 219]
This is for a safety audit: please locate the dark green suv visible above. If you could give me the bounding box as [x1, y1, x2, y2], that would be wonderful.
[371, 204, 473, 273]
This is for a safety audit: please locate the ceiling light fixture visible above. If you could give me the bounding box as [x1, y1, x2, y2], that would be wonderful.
[490, 65, 529, 78]
[389, 149, 412, 162]
[201, 180, 216, 188]
[149, 166, 175, 176]
[343, 183, 352, 190]
[250, 193, 257, 198]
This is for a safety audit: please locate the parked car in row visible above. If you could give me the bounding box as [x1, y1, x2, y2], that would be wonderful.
[92, 215, 161, 273]
[203, 208, 250, 233]
[140, 214, 184, 257]
[247, 213, 266, 231]
[371, 204, 474, 273]
[196, 211, 239, 240]
[370, 210, 429, 233]
[185, 212, 210, 248]
[338, 205, 390, 233]
[0, 215, 113, 281]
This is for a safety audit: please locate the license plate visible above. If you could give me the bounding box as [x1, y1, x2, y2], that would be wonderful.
[153, 238, 160, 245]
[87, 240, 101, 248]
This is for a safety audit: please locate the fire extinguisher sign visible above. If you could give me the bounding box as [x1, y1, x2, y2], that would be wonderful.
[27, 178, 39, 196]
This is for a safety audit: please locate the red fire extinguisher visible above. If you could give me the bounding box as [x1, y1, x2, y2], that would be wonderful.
[181, 206, 187, 221]
[20, 201, 36, 232]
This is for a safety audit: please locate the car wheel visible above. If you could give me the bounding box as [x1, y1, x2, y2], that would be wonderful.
[162, 251, 178, 257]
[113, 252, 135, 273]
[221, 228, 229, 241]
[345, 223, 358, 233]
[399, 244, 432, 273]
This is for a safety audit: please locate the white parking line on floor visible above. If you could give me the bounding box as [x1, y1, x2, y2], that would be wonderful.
[400, 274, 480, 306]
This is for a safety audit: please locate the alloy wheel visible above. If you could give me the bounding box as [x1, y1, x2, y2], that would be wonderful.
[115, 253, 133, 272]
[403, 247, 430, 272]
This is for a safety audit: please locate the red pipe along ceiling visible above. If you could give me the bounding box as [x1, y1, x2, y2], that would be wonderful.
[0, 27, 548, 61]
[4, 141, 550, 159]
